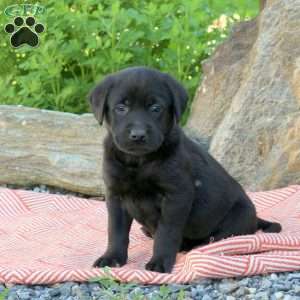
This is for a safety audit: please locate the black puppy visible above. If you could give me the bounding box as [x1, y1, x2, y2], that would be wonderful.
[88, 67, 281, 273]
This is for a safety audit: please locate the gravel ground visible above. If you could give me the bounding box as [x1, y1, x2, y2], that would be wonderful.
[1, 184, 300, 300]
[3, 273, 300, 299]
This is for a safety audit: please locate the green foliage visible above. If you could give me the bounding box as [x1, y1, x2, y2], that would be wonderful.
[0, 288, 9, 300]
[89, 270, 187, 300]
[89, 267, 143, 299]
[0, 0, 258, 123]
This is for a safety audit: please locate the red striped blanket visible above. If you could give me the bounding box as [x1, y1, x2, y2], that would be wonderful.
[0, 185, 299, 284]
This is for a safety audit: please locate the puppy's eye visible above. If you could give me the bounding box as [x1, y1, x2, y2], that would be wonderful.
[114, 104, 129, 115]
[149, 104, 162, 113]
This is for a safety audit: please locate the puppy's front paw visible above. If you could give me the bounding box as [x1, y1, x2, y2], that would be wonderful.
[145, 256, 174, 273]
[93, 254, 126, 268]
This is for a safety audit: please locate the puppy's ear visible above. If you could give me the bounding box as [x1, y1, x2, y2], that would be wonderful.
[88, 76, 114, 125]
[162, 74, 188, 123]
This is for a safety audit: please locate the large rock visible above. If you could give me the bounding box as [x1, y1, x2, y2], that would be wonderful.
[186, 0, 300, 191]
[0, 105, 105, 196]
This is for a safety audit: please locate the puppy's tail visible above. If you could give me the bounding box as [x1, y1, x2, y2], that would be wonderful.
[257, 217, 282, 233]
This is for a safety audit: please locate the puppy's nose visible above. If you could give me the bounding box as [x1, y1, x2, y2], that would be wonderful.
[129, 129, 146, 142]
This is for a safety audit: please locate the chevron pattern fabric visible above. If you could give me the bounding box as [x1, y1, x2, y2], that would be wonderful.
[0, 185, 300, 284]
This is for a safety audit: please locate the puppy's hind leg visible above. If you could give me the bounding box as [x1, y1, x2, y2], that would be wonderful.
[179, 199, 259, 252]
[207, 198, 258, 242]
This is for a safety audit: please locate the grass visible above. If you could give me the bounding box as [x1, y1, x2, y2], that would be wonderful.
[89, 267, 187, 299]
[0, 288, 9, 300]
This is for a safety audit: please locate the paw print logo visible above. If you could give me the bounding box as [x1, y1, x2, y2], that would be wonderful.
[4, 16, 45, 48]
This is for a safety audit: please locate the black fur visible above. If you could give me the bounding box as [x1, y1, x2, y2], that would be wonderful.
[89, 66, 281, 273]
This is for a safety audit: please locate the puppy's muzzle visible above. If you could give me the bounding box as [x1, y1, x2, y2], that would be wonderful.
[129, 128, 146, 143]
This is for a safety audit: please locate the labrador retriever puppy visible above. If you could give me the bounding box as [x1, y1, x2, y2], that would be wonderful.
[88, 66, 281, 273]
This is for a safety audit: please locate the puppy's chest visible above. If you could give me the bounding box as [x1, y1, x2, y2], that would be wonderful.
[122, 193, 163, 229]
[110, 168, 163, 227]
[109, 166, 159, 195]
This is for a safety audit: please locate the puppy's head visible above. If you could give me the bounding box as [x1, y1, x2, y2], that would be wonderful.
[88, 67, 188, 156]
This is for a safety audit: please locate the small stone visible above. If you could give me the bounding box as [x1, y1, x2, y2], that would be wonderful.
[49, 288, 61, 297]
[34, 285, 44, 290]
[294, 285, 300, 294]
[59, 282, 77, 296]
[247, 287, 257, 294]
[79, 283, 90, 291]
[219, 282, 239, 294]
[169, 284, 185, 293]
[205, 286, 214, 293]
[16, 291, 31, 300]
[261, 279, 272, 289]
[283, 295, 293, 300]
[234, 287, 249, 297]
[196, 285, 205, 297]
[274, 291, 284, 300]
[33, 290, 41, 297]
[171, 294, 178, 300]
[191, 288, 198, 298]
[39, 295, 51, 300]
[254, 291, 269, 300]
[7, 295, 19, 300]
[33, 187, 40, 193]
[197, 279, 212, 286]
[202, 295, 213, 300]
[91, 290, 102, 298]
[273, 283, 291, 292]
[271, 273, 279, 281]
[89, 283, 100, 291]
[40, 184, 47, 192]
[210, 289, 220, 298]
[28, 289, 36, 297]
[239, 278, 250, 286]
[287, 273, 300, 281]
[129, 287, 143, 298]
[226, 296, 236, 300]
